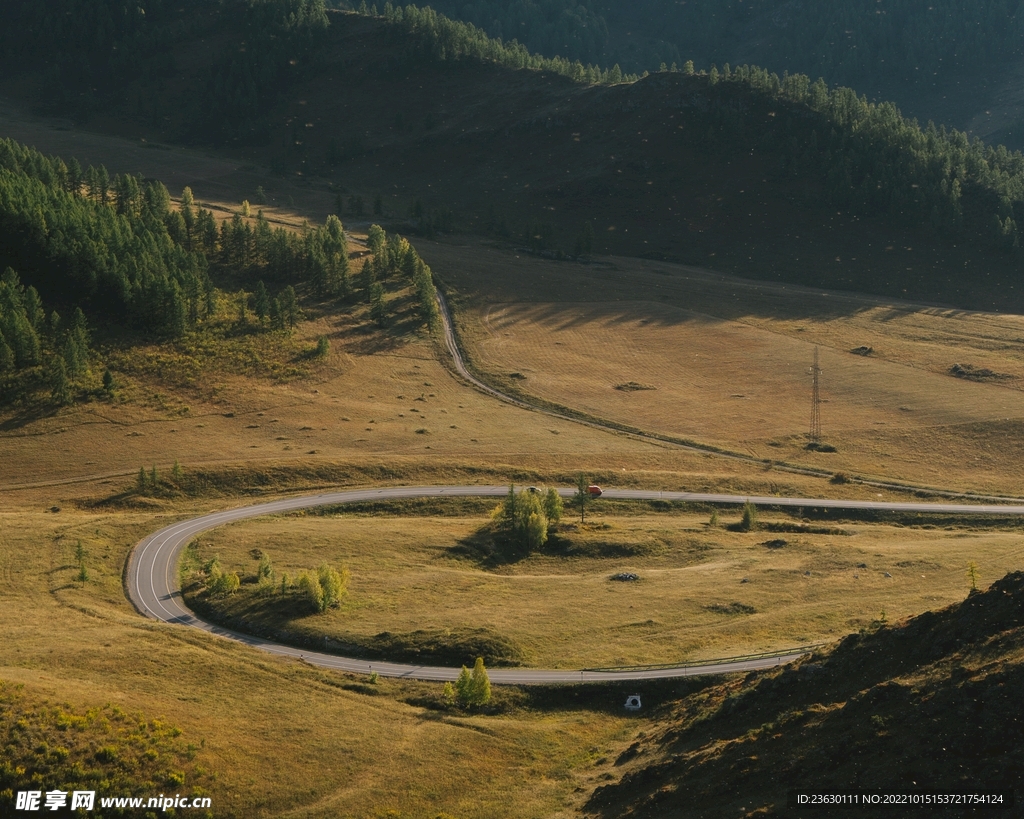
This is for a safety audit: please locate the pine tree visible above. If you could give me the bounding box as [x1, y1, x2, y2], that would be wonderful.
[544, 488, 563, 523]
[23, 286, 43, 329]
[254, 281, 270, 323]
[367, 223, 386, 256]
[67, 157, 83, 195]
[137, 466, 148, 492]
[280, 287, 300, 329]
[0, 336, 14, 372]
[573, 474, 591, 523]
[455, 665, 472, 704]
[180, 186, 196, 247]
[369, 282, 387, 327]
[62, 334, 85, 378]
[469, 657, 491, 705]
[49, 355, 72, 405]
[360, 259, 376, 302]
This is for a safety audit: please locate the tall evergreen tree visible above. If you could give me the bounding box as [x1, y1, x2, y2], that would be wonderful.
[49, 355, 72, 406]
[254, 280, 270, 323]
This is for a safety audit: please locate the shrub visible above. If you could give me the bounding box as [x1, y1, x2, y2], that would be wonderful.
[297, 571, 324, 612]
[740, 502, 758, 532]
[442, 681, 456, 706]
[257, 554, 274, 582]
[206, 563, 239, 595]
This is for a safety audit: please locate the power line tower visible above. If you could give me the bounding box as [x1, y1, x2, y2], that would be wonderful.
[809, 346, 821, 442]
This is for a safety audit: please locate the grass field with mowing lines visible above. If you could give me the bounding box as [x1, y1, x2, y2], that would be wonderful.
[185, 505, 1020, 669]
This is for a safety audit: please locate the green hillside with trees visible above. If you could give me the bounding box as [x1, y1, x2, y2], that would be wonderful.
[4, 3, 1024, 307]
[357, 0, 1024, 145]
[407, 0, 1024, 87]
[0, 133, 437, 407]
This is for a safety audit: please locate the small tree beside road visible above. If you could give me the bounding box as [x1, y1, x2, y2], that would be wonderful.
[573, 474, 591, 523]
[454, 657, 491, 707]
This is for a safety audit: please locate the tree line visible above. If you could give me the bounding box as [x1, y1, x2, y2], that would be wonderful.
[0, 137, 212, 339]
[676, 64, 1024, 254]
[361, 0, 1024, 92]
[384, 3, 638, 84]
[379, 3, 1024, 256]
[0, 135, 443, 406]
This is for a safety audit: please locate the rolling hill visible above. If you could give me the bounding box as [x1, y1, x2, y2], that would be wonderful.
[584, 570, 1024, 818]
[4, 5, 1024, 311]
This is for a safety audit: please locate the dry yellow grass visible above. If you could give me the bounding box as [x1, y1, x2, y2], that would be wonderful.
[0, 505, 638, 818]
[192, 509, 1022, 669]
[424, 240, 1024, 495]
[5, 97, 1024, 818]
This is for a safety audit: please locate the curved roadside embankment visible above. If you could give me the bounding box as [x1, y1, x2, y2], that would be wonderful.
[126, 485, 1024, 683]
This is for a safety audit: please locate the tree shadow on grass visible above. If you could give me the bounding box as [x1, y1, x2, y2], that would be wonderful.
[446, 526, 534, 570]
[0, 400, 60, 431]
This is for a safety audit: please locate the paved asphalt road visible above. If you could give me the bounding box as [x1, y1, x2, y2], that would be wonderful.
[126, 484, 1024, 684]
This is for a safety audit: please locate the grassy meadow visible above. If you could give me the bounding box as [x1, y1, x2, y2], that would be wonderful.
[0, 504, 646, 818]
[425, 240, 1024, 496]
[3, 94, 1024, 818]
[186, 503, 1018, 670]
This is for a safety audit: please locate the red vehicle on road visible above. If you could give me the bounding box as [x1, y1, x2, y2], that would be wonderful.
[587, 485, 603, 497]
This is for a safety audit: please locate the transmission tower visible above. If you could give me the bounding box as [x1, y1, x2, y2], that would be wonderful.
[809, 346, 821, 442]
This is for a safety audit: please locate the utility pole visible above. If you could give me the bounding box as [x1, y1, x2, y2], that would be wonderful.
[810, 346, 821, 442]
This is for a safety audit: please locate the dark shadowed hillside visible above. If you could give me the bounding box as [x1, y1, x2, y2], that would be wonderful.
[583, 571, 1024, 818]
[4, 5, 1024, 310]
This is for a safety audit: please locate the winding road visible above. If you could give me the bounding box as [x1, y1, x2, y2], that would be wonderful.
[124, 286, 1024, 682]
[124, 287, 1024, 683]
[127, 484, 1024, 684]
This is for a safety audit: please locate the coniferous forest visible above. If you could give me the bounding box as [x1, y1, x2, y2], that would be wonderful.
[3, 0, 1024, 353]
[0, 134, 436, 404]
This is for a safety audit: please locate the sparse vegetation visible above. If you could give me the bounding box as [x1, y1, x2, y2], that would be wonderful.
[738, 501, 758, 533]
[178, 504, 1017, 670]
[585, 572, 1024, 817]
[5, 4, 1024, 816]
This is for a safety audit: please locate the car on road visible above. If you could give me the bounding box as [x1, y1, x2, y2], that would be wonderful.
[588, 485, 603, 497]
